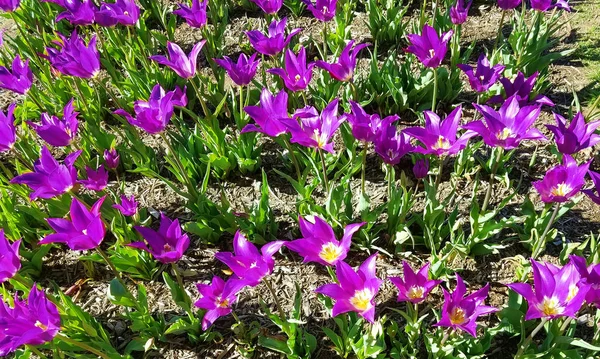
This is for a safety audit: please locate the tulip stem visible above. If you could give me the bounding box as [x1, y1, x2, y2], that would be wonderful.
[171, 263, 185, 292]
[432, 68, 438, 112]
[239, 87, 245, 129]
[301, 91, 309, 107]
[481, 147, 503, 212]
[265, 277, 287, 323]
[54, 333, 112, 359]
[515, 318, 547, 359]
[326, 266, 338, 283]
[387, 164, 394, 200]
[419, 0, 427, 28]
[96, 248, 124, 285]
[160, 132, 199, 201]
[319, 149, 330, 193]
[361, 144, 367, 197]
[532, 203, 561, 259]
[493, 10, 506, 52]
[284, 138, 302, 181]
[72, 78, 92, 116]
[27, 345, 47, 359]
[322, 23, 328, 59]
[190, 78, 210, 119]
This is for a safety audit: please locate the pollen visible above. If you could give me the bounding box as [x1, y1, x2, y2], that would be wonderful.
[429, 48, 435, 58]
[496, 128, 512, 140]
[551, 183, 572, 197]
[294, 74, 301, 82]
[34, 321, 48, 331]
[407, 286, 426, 300]
[432, 135, 451, 150]
[319, 242, 344, 264]
[537, 296, 564, 317]
[449, 306, 467, 325]
[566, 284, 579, 302]
[312, 129, 327, 148]
[349, 289, 373, 311]
[215, 297, 229, 308]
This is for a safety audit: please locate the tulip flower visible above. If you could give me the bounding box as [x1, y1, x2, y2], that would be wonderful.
[214, 53, 259, 86]
[195, 276, 246, 330]
[131, 214, 190, 263]
[374, 125, 414, 165]
[507, 259, 589, 320]
[95, 0, 140, 27]
[0, 285, 61, 356]
[532, 154, 591, 203]
[150, 41, 206, 79]
[55, 0, 96, 26]
[40, 196, 106, 250]
[463, 95, 546, 149]
[497, 0, 522, 9]
[112, 194, 138, 217]
[346, 101, 398, 143]
[44, 31, 100, 78]
[79, 165, 108, 191]
[267, 46, 315, 92]
[304, 0, 337, 22]
[315, 40, 369, 82]
[0, 103, 17, 152]
[488, 71, 554, 107]
[0, 0, 20, 12]
[173, 0, 207, 28]
[545, 112, 600, 155]
[0, 230, 20, 283]
[246, 18, 301, 57]
[286, 215, 364, 266]
[242, 87, 289, 137]
[250, 0, 283, 14]
[114, 84, 187, 134]
[11, 147, 81, 200]
[389, 261, 441, 304]
[434, 274, 497, 337]
[531, 0, 570, 11]
[0, 55, 33, 94]
[103, 148, 120, 169]
[27, 99, 79, 147]
[413, 159, 429, 179]
[584, 170, 600, 205]
[405, 25, 453, 68]
[282, 99, 344, 153]
[404, 106, 475, 157]
[457, 54, 505, 93]
[571, 255, 600, 307]
[450, 0, 471, 24]
[214, 231, 284, 287]
[315, 253, 383, 323]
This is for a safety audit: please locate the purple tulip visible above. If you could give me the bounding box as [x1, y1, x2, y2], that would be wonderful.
[404, 106, 475, 157]
[0, 103, 17, 152]
[0, 0, 20, 12]
[11, 147, 81, 200]
[286, 216, 364, 267]
[214, 231, 284, 287]
[45, 31, 100, 78]
[150, 41, 206, 79]
[463, 95, 546, 149]
[214, 53, 260, 87]
[0, 285, 60, 356]
[27, 99, 79, 147]
[488, 71, 554, 107]
[389, 261, 441, 304]
[545, 112, 600, 155]
[434, 274, 497, 337]
[131, 214, 190, 263]
[250, 0, 283, 14]
[571, 255, 600, 307]
[450, 0, 471, 24]
[173, 0, 208, 28]
[95, 0, 140, 27]
[103, 148, 120, 169]
[315, 253, 383, 323]
[267, 46, 315, 92]
[303, 0, 337, 22]
[114, 84, 187, 134]
[282, 99, 345, 153]
[0, 55, 33, 94]
[242, 87, 289, 137]
[55, 0, 96, 26]
[78, 165, 108, 191]
[315, 40, 369, 82]
[584, 170, 600, 205]
[405, 24, 453, 68]
[346, 101, 398, 143]
[246, 18, 301, 57]
[0, 230, 20, 283]
[531, 0, 570, 11]
[457, 54, 505, 93]
[497, 0, 522, 9]
[374, 125, 415, 165]
[507, 258, 589, 320]
[194, 276, 246, 330]
[41, 196, 106, 250]
[413, 159, 429, 179]
[112, 194, 138, 217]
[532, 154, 591, 203]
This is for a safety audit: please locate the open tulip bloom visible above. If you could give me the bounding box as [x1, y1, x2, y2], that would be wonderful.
[54, 0, 96, 26]
[95, 0, 140, 27]
[150, 40, 206, 79]
[303, 0, 337, 21]
[532, 154, 591, 203]
[28, 99, 79, 147]
[78, 165, 108, 191]
[113, 194, 138, 217]
[346, 101, 398, 143]
[173, 0, 207, 28]
[44, 31, 100, 78]
[531, 0, 570, 12]
[405, 24, 453, 68]
[488, 71, 554, 107]
[131, 214, 190, 263]
[389, 261, 441, 304]
[195, 276, 246, 330]
[374, 125, 414, 165]
[283, 99, 344, 153]
[246, 17, 301, 57]
[0, 103, 17, 152]
[315, 40, 369, 82]
[215, 53, 259, 87]
[250, 0, 283, 14]
[285, 216, 364, 266]
[584, 170, 600, 205]
[0, 0, 20, 12]
[571, 255, 600, 307]
[545, 112, 600, 155]
[0, 230, 20, 283]
[267, 46, 315, 92]
[242, 87, 289, 137]
[0, 55, 33, 94]
[457, 54, 505, 93]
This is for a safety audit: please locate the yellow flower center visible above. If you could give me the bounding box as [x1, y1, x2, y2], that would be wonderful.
[319, 242, 344, 264]
[449, 307, 467, 325]
[312, 129, 327, 148]
[537, 296, 564, 317]
[566, 284, 579, 302]
[551, 183, 572, 197]
[497, 128, 513, 140]
[34, 321, 48, 331]
[432, 135, 451, 150]
[407, 286, 426, 300]
[215, 297, 229, 308]
[294, 74, 301, 82]
[349, 289, 373, 311]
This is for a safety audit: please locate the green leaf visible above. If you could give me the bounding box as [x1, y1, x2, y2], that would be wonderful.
[107, 278, 137, 307]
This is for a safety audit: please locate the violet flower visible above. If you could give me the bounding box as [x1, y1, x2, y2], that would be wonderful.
[571, 255, 600, 307]
[532, 154, 591, 203]
[457, 54, 505, 93]
[346, 101, 398, 143]
[131, 214, 190, 263]
[103, 148, 120, 169]
[173, 0, 208, 28]
[488, 71, 554, 107]
[497, 0, 522, 9]
[315, 40, 368, 82]
[246, 17, 301, 57]
[79, 165, 108, 191]
[584, 170, 600, 205]
[531, 0, 570, 12]
[389, 261, 441, 304]
[267, 46, 315, 92]
[11, 147, 81, 200]
[114, 84, 187, 134]
[434, 274, 497, 337]
[0, 285, 60, 356]
[195, 276, 246, 330]
[282, 99, 345, 153]
[413, 159, 429, 179]
[0, 103, 17, 152]
[545, 112, 600, 155]
[242, 87, 289, 137]
[0, 55, 33, 94]
[0, 230, 20, 283]
[507, 259, 589, 320]
[112, 194, 138, 217]
[250, 0, 283, 14]
[40, 196, 106, 250]
[450, 0, 471, 25]
[150, 41, 206, 79]
[286, 215, 364, 267]
[55, 0, 96, 26]
[95, 0, 140, 27]
[315, 253, 383, 323]
[45, 31, 100, 79]
[214, 53, 260, 87]
[374, 125, 414, 165]
[27, 99, 79, 147]
[463, 95, 546, 149]
[214, 231, 284, 287]
[405, 24, 453, 68]
[304, 0, 337, 22]
[0, 0, 20, 12]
